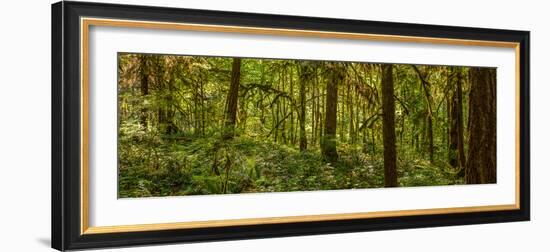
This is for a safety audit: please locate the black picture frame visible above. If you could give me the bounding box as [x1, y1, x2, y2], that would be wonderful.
[52, 1, 530, 251]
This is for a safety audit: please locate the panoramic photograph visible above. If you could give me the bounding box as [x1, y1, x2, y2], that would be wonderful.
[117, 53, 496, 198]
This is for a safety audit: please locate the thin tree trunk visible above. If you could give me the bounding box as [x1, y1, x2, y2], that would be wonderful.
[290, 67, 295, 146]
[281, 68, 287, 144]
[272, 103, 278, 143]
[427, 116, 434, 163]
[165, 70, 177, 134]
[371, 127, 376, 155]
[193, 88, 199, 135]
[456, 70, 466, 174]
[339, 87, 345, 142]
[362, 102, 368, 153]
[299, 64, 310, 151]
[354, 90, 360, 144]
[319, 84, 325, 150]
[139, 55, 149, 129]
[311, 72, 317, 144]
[200, 75, 206, 136]
[348, 80, 355, 144]
[412, 66, 434, 163]
[154, 57, 167, 133]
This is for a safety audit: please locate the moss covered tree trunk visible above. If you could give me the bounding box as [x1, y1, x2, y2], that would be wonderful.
[449, 68, 466, 173]
[466, 68, 496, 184]
[412, 66, 434, 163]
[139, 55, 149, 128]
[456, 70, 466, 172]
[382, 64, 398, 187]
[223, 58, 241, 140]
[299, 64, 312, 151]
[322, 63, 342, 162]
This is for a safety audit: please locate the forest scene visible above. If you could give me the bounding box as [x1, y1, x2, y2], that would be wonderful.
[117, 53, 497, 198]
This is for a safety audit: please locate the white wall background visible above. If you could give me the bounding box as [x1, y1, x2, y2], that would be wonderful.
[0, 0, 546, 251]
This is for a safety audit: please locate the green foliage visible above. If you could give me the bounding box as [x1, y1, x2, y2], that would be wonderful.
[118, 121, 462, 197]
[117, 53, 473, 198]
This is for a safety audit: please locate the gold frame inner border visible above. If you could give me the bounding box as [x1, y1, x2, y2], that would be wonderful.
[80, 17, 521, 235]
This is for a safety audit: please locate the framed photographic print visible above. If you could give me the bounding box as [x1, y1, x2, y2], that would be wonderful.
[52, 1, 530, 250]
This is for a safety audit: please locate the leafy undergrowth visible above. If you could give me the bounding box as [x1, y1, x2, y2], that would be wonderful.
[118, 126, 464, 198]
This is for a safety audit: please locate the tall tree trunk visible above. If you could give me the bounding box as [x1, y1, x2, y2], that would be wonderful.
[354, 90, 360, 144]
[456, 70, 466, 174]
[281, 69, 287, 144]
[200, 75, 206, 136]
[412, 66, 434, 163]
[193, 88, 199, 135]
[311, 71, 317, 144]
[319, 83, 325, 150]
[466, 68, 496, 184]
[348, 80, 355, 144]
[290, 68, 295, 146]
[322, 63, 342, 162]
[382, 64, 398, 187]
[448, 68, 466, 173]
[139, 55, 149, 129]
[371, 127, 376, 155]
[362, 102, 368, 153]
[222, 58, 241, 140]
[165, 72, 176, 134]
[427, 117, 434, 162]
[273, 103, 278, 143]
[298, 64, 311, 151]
[339, 88, 345, 142]
[154, 57, 167, 133]
[447, 95, 454, 165]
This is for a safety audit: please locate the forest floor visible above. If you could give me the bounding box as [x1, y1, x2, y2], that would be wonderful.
[118, 126, 464, 198]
